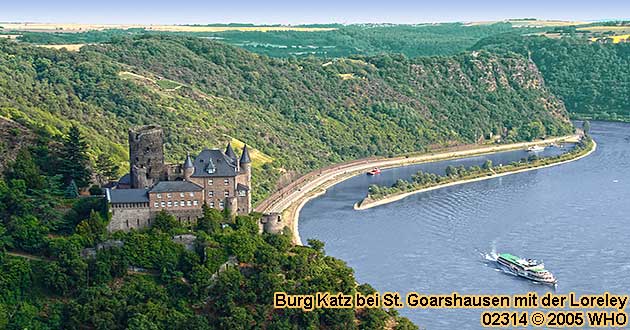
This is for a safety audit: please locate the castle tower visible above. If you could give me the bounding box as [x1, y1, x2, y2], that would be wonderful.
[183, 152, 194, 181]
[225, 142, 238, 170]
[239, 145, 252, 213]
[129, 125, 165, 188]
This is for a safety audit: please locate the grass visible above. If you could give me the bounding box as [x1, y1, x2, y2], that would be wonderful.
[229, 137, 274, 167]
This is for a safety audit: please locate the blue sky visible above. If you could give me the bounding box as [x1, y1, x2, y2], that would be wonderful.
[1, 0, 629, 24]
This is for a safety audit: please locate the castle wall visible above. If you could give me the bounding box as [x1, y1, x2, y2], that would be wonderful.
[260, 213, 286, 234]
[107, 203, 152, 231]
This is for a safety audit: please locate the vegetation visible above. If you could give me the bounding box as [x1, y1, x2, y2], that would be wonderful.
[0, 35, 572, 204]
[14, 23, 547, 57]
[363, 137, 594, 204]
[474, 35, 630, 122]
[0, 145, 416, 329]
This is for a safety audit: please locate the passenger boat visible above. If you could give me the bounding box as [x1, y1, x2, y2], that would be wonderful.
[527, 145, 545, 152]
[496, 253, 557, 285]
[367, 168, 381, 176]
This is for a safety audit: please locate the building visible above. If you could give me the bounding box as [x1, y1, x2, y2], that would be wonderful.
[105, 125, 252, 232]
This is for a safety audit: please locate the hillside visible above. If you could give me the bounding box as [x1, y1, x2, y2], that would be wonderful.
[474, 34, 630, 122]
[0, 35, 572, 203]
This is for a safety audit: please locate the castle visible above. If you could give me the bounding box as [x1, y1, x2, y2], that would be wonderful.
[105, 125, 252, 231]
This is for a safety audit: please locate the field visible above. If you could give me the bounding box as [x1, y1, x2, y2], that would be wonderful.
[0, 22, 336, 33]
[578, 25, 630, 34]
[37, 43, 86, 51]
[465, 19, 588, 27]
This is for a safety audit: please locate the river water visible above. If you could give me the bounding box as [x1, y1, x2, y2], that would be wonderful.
[299, 121, 630, 329]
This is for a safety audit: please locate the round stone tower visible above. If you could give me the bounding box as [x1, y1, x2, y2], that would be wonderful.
[183, 153, 194, 181]
[129, 125, 165, 188]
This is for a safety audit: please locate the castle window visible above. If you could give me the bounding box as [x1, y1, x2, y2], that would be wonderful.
[157, 193, 162, 199]
[210, 202, 214, 208]
[126, 220, 129, 228]
[180, 192, 185, 197]
[189, 192, 194, 197]
[174, 201, 179, 207]
[238, 190, 246, 197]
[154, 202, 159, 208]
[219, 201, 224, 209]
[208, 191, 214, 197]
[167, 201, 172, 207]
[187, 201, 192, 206]
[160, 202, 165, 208]
[224, 191, 229, 197]
[224, 179, 229, 185]
[193, 200, 198, 206]
[137, 219, 140, 226]
[167, 193, 172, 198]
[181, 200, 185, 207]
[208, 179, 213, 185]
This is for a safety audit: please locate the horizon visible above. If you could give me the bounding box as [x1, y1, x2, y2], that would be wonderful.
[2, 0, 630, 25]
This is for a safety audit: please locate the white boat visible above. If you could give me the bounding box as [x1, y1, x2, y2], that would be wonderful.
[527, 145, 545, 152]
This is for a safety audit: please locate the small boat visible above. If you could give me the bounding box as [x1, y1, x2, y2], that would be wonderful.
[367, 168, 381, 176]
[527, 145, 545, 152]
[496, 253, 557, 285]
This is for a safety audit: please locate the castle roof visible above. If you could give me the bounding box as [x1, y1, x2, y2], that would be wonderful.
[150, 181, 203, 193]
[240, 145, 251, 164]
[106, 188, 149, 204]
[183, 153, 194, 169]
[237, 183, 250, 192]
[191, 149, 238, 178]
[225, 142, 237, 160]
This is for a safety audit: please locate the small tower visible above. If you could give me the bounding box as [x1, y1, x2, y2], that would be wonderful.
[225, 142, 237, 164]
[239, 145, 252, 213]
[183, 152, 194, 181]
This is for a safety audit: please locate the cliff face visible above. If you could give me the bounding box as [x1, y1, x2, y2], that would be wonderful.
[0, 117, 35, 173]
[0, 36, 572, 201]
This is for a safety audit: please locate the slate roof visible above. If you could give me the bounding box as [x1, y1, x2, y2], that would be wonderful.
[240, 145, 251, 164]
[237, 183, 250, 191]
[225, 143, 237, 161]
[106, 188, 149, 204]
[191, 149, 238, 178]
[149, 181, 203, 193]
[183, 153, 194, 169]
[118, 173, 131, 185]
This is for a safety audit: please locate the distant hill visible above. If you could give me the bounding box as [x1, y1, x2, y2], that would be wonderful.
[0, 35, 572, 203]
[474, 34, 630, 122]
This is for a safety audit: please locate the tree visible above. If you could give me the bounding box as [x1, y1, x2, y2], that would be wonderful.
[307, 239, 325, 254]
[75, 210, 107, 245]
[482, 159, 493, 170]
[152, 210, 180, 232]
[197, 205, 222, 234]
[4, 149, 45, 191]
[94, 153, 120, 185]
[0, 222, 12, 251]
[58, 125, 93, 188]
[582, 120, 591, 135]
[65, 179, 79, 198]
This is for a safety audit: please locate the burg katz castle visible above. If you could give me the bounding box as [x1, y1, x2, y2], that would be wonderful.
[105, 125, 252, 231]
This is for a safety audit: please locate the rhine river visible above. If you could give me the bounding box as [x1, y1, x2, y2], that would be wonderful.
[299, 121, 629, 329]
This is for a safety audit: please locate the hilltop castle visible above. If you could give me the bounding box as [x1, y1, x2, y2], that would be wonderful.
[105, 125, 252, 231]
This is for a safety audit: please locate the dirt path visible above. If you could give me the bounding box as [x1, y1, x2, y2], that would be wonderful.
[255, 135, 580, 245]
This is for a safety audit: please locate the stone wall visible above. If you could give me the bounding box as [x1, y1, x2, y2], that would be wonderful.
[129, 125, 165, 188]
[107, 203, 152, 231]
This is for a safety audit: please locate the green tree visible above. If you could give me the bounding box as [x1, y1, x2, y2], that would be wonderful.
[482, 159, 493, 170]
[152, 210, 180, 232]
[75, 210, 107, 245]
[308, 239, 325, 254]
[94, 153, 120, 185]
[4, 149, 45, 191]
[196, 205, 222, 234]
[65, 179, 80, 198]
[7, 215, 47, 252]
[59, 125, 93, 188]
[582, 120, 591, 135]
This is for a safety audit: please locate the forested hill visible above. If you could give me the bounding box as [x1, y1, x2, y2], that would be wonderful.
[474, 35, 630, 122]
[0, 35, 572, 202]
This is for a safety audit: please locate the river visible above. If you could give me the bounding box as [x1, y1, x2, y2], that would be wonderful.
[299, 121, 629, 329]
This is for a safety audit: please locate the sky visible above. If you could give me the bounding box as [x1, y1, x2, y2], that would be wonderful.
[1, 0, 629, 25]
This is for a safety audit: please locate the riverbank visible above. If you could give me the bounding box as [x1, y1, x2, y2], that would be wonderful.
[355, 138, 596, 210]
[256, 134, 581, 245]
